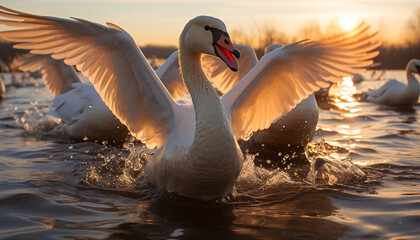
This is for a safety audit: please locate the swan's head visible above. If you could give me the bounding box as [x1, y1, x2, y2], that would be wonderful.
[180, 16, 240, 71]
[407, 59, 420, 75]
[264, 44, 283, 55]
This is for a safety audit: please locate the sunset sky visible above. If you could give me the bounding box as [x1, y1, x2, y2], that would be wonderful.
[1, 0, 419, 46]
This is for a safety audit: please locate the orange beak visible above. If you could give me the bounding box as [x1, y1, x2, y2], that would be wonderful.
[205, 25, 240, 71]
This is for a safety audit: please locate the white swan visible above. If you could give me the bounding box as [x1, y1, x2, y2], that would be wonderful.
[13, 54, 130, 141]
[0, 6, 379, 200]
[367, 59, 420, 105]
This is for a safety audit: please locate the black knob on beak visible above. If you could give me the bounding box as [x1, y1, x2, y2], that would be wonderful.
[232, 49, 240, 58]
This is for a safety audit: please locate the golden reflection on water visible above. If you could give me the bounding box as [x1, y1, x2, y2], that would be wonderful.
[329, 76, 363, 140]
[331, 77, 359, 112]
[317, 76, 367, 165]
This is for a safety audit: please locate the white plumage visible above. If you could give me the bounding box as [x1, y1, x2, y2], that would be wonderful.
[367, 59, 420, 105]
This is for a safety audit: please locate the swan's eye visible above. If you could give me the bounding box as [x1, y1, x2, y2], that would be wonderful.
[224, 39, 230, 45]
[204, 25, 210, 31]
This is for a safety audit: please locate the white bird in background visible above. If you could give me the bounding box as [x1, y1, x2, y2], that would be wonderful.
[13, 54, 130, 141]
[13, 52, 187, 141]
[367, 59, 420, 105]
[0, 6, 379, 200]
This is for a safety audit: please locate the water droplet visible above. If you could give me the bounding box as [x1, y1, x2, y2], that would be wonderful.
[266, 159, 271, 164]
[88, 104, 93, 108]
[278, 152, 282, 156]
[68, 145, 73, 149]
[347, 139, 355, 146]
[261, 144, 265, 147]
[83, 136, 88, 141]
[255, 153, 260, 157]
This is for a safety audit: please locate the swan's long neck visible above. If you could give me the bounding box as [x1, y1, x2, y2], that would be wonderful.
[179, 49, 233, 146]
[406, 66, 420, 90]
[176, 46, 242, 199]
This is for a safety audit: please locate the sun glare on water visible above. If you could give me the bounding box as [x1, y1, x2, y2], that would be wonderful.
[328, 76, 362, 139]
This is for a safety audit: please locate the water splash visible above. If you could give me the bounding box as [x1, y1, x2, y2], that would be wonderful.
[84, 138, 369, 203]
[84, 142, 154, 191]
[236, 154, 293, 189]
[305, 140, 366, 185]
[20, 107, 65, 139]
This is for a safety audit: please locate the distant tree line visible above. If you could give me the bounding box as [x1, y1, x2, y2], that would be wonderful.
[2, 40, 418, 71]
[140, 45, 177, 59]
[374, 42, 420, 69]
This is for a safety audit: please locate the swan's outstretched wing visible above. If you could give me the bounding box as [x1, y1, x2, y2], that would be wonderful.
[223, 22, 380, 140]
[155, 50, 188, 100]
[0, 5, 178, 148]
[202, 44, 258, 94]
[13, 54, 81, 96]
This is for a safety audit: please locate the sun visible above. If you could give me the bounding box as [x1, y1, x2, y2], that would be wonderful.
[338, 15, 358, 31]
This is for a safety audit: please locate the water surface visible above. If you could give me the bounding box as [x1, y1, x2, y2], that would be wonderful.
[0, 71, 419, 239]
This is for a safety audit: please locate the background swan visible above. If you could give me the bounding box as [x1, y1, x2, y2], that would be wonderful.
[0, 6, 379, 200]
[13, 54, 130, 141]
[13, 52, 189, 141]
[367, 59, 420, 105]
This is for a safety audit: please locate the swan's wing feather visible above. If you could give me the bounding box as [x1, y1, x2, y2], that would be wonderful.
[223, 23, 380, 140]
[202, 44, 258, 94]
[12, 53, 81, 96]
[0, 6, 177, 148]
[155, 50, 188, 100]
